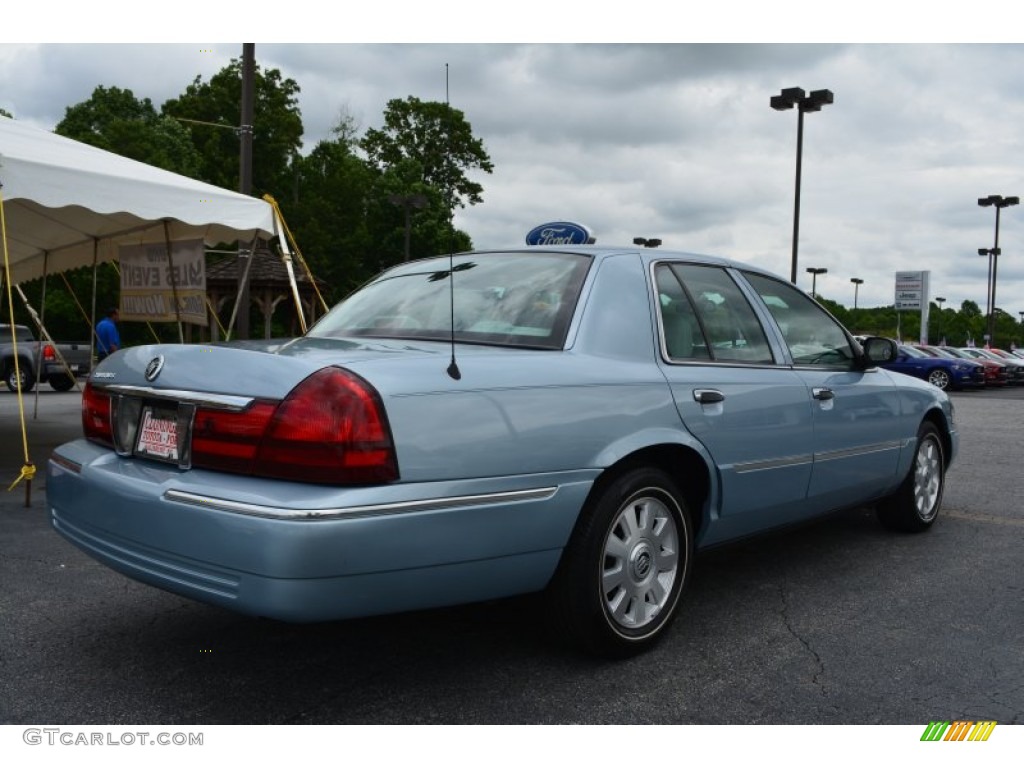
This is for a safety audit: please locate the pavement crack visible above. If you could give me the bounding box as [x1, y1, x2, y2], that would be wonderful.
[778, 580, 827, 696]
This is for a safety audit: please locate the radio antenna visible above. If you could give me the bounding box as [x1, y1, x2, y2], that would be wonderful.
[444, 63, 462, 381]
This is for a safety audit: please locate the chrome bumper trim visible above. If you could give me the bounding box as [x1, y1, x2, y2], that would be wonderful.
[97, 385, 255, 412]
[163, 486, 559, 520]
[49, 453, 83, 475]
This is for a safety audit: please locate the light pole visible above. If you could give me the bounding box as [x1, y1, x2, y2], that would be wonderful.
[935, 296, 946, 344]
[806, 267, 827, 298]
[978, 194, 1019, 346]
[850, 277, 863, 309]
[977, 247, 999, 331]
[771, 87, 834, 284]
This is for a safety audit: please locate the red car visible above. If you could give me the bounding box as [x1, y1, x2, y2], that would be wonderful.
[967, 348, 1024, 385]
[941, 347, 1008, 386]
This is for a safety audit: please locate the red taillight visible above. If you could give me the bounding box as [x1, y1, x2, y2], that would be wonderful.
[43, 344, 55, 361]
[82, 381, 114, 447]
[253, 367, 398, 484]
[190, 402, 277, 475]
[191, 367, 398, 485]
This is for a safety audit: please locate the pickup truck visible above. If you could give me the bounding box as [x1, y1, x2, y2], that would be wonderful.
[1, 323, 92, 392]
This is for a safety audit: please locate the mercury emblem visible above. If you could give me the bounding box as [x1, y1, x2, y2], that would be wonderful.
[144, 355, 165, 382]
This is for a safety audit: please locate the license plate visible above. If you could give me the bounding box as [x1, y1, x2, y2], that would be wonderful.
[70, 364, 79, 372]
[135, 406, 179, 462]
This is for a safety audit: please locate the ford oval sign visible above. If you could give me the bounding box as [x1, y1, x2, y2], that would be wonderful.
[525, 221, 594, 246]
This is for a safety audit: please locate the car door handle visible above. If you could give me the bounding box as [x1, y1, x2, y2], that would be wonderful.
[693, 389, 725, 404]
[812, 387, 834, 401]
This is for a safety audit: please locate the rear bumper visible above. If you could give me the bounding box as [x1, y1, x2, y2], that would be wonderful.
[48, 440, 595, 622]
[43, 361, 90, 378]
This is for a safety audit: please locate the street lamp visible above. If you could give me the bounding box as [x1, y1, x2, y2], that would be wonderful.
[771, 86, 834, 284]
[806, 267, 827, 298]
[850, 277, 863, 309]
[978, 194, 1019, 346]
[389, 193, 429, 261]
[935, 296, 946, 344]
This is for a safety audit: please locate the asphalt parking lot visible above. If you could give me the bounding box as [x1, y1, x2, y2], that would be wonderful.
[1, 385, 1022, 725]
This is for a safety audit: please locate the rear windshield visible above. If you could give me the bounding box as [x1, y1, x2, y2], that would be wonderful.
[309, 252, 592, 349]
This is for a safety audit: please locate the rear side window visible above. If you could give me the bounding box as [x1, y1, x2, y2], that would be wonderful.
[743, 272, 856, 368]
[655, 263, 774, 364]
[0, 325, 35, 343]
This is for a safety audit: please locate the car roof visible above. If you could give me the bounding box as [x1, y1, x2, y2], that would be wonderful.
[381, 245, 782, 282]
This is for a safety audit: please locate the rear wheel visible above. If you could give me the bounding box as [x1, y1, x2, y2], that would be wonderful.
[49, 374, 75, 392]
[4, 364, 35, 393]
[549, 467, 692, 657]
[927, 369, 951, 390]
[877, 422, 945, 532]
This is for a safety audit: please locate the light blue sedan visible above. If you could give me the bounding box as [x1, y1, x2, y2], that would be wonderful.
[48, 246, 956, 657]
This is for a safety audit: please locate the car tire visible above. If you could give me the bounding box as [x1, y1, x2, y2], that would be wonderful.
[4, 364, 36, 393]
[876, 422, 945, 533]
[548, 466, 693, 657]
[927, 369, 951, 390]
[49, 374, 75, 392]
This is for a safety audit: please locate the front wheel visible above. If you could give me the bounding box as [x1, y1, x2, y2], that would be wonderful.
[927, 369, 951, 390]
[4, 364, 36, 393]
[549, 467, 693, 657]
[877, 422, 945, 532]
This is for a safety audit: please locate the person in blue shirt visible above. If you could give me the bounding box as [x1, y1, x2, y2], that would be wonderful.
[96, 307, 121, 361]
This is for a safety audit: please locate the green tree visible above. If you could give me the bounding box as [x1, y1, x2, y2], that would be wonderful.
[363, 158, 473, 270]
[162, 60, 303, 199]
[289, 131, 376, 301]
[360, 96, 493, 210]
[960, 300, 981, 318]
[957, 300, 985, 345]
[55, 86, 201, 176]
[993, 307, 1019, 349]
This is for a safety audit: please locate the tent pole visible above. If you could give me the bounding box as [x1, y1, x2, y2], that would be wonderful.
[162, 221, 184, 343]
[32, 252, 49, 419]
[224, 235, 258, 343]
[16, 284, 78, 415]
[90, 239, 98, 367]
[274, 210, 307, 334]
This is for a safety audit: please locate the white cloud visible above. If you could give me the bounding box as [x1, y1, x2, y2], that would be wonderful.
[3, 41, 1024, 313]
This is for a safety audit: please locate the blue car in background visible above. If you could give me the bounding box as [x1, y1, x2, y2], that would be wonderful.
[881, 344, 986, 391]
[48, 246, 957, 657]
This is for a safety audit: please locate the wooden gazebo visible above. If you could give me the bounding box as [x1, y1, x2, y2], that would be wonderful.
[205, 248, 328, 340]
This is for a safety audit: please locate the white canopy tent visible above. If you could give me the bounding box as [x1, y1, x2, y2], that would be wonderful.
[0, 115, 279, 285]
[0, 116, 309, 497]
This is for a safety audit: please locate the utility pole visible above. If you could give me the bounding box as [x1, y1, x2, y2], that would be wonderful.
[236, 43, 255, 339]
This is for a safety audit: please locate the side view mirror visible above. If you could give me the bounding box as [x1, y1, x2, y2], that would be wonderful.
[861, 336, 897, 365]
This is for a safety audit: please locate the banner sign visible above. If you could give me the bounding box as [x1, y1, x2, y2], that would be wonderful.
[894, 270, 927, 310]
[119, 240, 208, 326]
[894, 270, 930, 344]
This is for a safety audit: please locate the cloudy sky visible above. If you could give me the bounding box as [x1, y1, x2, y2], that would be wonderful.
[3, 11, 1024, 313]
